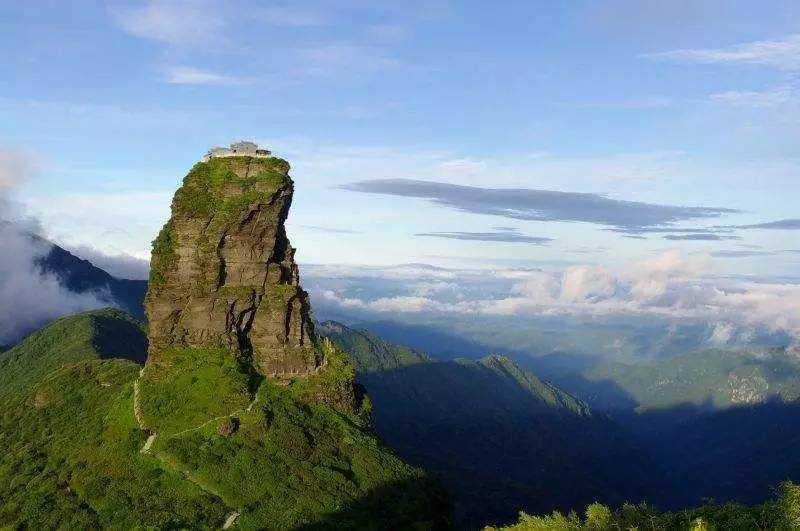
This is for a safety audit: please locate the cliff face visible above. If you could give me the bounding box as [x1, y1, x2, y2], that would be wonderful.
[145, 156, 321, 378]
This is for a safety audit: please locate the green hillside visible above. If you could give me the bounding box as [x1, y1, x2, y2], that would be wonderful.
[0, 311, 449, 529]
[585, 347, 800, 411]
[317, 320, 432, 373]
[0, 308, 147, 398]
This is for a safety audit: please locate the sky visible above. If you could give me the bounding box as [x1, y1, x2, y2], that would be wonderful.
[1, 1, 800, 343]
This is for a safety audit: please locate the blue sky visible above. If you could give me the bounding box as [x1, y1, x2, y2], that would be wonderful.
[1, 0, 799, 281]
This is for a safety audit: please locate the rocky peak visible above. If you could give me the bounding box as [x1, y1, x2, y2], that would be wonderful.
[145, 155, 322, 379]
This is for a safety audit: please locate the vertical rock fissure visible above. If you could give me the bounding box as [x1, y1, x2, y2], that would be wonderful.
[216, 232, 228, 289]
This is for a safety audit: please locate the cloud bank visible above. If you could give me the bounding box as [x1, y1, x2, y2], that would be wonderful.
[0, 150, 109, 345]
[305, 250, 800, 342]
[68, 244, 150, 280]
[0, 224, 111, 345]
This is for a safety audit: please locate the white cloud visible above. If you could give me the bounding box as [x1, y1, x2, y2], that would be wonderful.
[0, 224, 109, 345]
[111, 0, 226, 46]
[0, 150, 109, 344]
[312, 251, 800, 341]
[0, 149, 38, 190]
[24, 190, 171, 263]
[709, 85, 799, 108]
[164, 66, 253, 86]
[645, 34, 800, 70]
[68, 244, 150, 280]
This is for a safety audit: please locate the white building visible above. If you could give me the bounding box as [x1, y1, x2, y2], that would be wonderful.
[203, 141, 272, 161]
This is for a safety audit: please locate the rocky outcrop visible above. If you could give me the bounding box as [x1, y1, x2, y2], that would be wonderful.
[145, 156, 322, 379]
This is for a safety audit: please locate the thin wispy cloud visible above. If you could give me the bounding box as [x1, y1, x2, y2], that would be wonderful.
[645, 34, 800, 70]
[257, 5, 330, 27]
[710, 85, 799, 108]
[111, 0, 330, 45]
[111, 0, 226, 46]
[164, 66, 253, 86]
[605, 227, 734, 236]
[296, 44, 402, 78]
[415, 228, 552, 245]
[664, 233, 740, 241]
[299, 225, 362, 234]
[571, 97, 674, 110]
[726, 219, 800, 230]
[711, 250, 777, 258]
[340, 179, 739, 231]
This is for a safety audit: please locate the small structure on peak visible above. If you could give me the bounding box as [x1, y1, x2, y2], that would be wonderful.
[203, 141, 272, 161]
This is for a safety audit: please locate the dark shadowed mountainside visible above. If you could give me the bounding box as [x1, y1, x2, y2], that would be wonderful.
[36, 236, 147, 319]
[319, 320, 658, 529]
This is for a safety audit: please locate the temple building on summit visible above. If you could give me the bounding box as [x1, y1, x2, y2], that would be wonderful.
[203, 141, 272, 160]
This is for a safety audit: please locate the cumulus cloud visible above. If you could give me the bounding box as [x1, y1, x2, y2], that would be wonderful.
[0, 150, 109, 345]
[310, 251, 800, 341]
[340, 179, 739, 231]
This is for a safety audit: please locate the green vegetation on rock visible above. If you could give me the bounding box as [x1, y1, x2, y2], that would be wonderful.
[487, 483, 800, 531]
[148, 222, 178, 291]
[173, 157, 290, 219]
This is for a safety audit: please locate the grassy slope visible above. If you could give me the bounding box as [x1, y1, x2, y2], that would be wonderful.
[0, 310, 448, 529]
[0, 308, 147, 398]
[0, 358, 229, 529]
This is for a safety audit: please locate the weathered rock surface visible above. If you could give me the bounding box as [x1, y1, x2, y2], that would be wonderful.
[145, 156, 322, 378]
